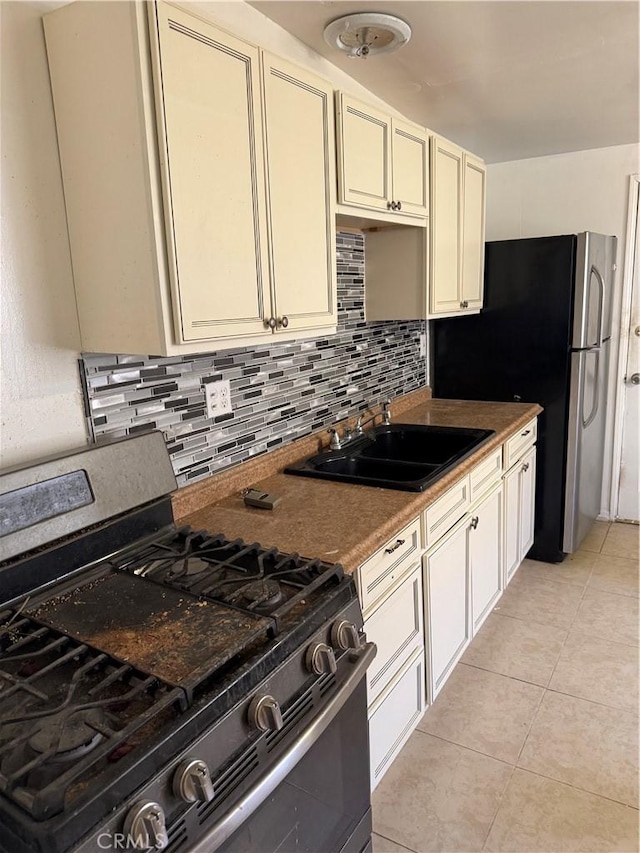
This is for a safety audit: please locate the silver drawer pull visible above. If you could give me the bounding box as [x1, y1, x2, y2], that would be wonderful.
[521, 429, 531, 436]
[470, 516, 479, 530]
[385, 538, 406, 554]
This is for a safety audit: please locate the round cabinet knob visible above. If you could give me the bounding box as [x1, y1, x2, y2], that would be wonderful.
[396, 201, 402, 211]
[173, 758, 215, 804]
[123, 802, 168, 851]
[386, 201, 394, 210]
[330, 620, 361, 651]
[305, 642, 337, 676]
[470, 516, 479, 530]
[248, 694, 284, 733]
[265, 317, 277, 330]
[629, 373, 640, 385]
[280, 315, 289, 328]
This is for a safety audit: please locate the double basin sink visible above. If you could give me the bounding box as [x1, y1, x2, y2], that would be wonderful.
[285, 424, 495, 492]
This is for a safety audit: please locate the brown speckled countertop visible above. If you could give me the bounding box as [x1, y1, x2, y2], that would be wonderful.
[178, 398, 542, 574]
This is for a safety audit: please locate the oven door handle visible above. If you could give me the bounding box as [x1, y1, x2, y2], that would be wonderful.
[189, 642, 377, 853]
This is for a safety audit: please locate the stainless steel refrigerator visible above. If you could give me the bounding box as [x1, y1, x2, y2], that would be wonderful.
[432, 232, 617, 563]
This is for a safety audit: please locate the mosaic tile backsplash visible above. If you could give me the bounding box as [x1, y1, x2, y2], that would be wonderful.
[81, 232, 428, 487]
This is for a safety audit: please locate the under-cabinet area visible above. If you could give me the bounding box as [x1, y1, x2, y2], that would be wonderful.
[355, 420, 537, 789]
[43, 0, 486, 357]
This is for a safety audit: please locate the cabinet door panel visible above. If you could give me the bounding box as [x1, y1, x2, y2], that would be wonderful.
[503, 463, 521, 583]
[520, 447, 537, 560]
[368, 650, 425, 790]
[365, 567, 423, 706]
[155, 6, 270, 342]
[262, 56, 336, 331]
[461, 154, 486, 309]
[470, 485, 503, 632]
[425, 522, 470, 700]
[391, 119, 429, 217]
[430, 137, 463, 314]
[337, 95, 391, 210]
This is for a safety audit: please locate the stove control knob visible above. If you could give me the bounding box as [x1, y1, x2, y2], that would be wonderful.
[123, 801, 168, 851]
[331, 620, 362, 652]
[173, 758, 215, 804]
[305, 642, 337, 676]
[248, 694, 284, 732]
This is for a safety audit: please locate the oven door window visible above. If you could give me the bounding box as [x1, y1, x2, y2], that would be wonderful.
[218, 682, 371, 853]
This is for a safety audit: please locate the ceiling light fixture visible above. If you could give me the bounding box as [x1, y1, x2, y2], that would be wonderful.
[323, 13, 412, 59]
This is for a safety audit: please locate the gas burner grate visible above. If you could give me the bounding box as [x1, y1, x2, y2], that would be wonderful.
[113, 529, 344, 632]
[0, 608, 184, 820]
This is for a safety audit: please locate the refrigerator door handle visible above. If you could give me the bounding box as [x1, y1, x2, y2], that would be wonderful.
[581, 348, 600, 428]
[591, 264, 606, 349]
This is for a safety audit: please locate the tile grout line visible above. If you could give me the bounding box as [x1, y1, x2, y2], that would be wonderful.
[510, 549, 592, 768]
[371, 830, 418, 853]
[479, 762, 517, 853]
[459, 660, 551, 690]
[506, 764, 640, 811]
[542, 553, 594, 689]
[412, 727, 517, 769]
[543, 685, 638, 715]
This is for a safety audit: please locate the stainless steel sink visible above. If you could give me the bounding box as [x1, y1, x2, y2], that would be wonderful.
[284, 424, 495, 491]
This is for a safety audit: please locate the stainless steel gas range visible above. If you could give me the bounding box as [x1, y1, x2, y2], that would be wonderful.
[0, 433, 375, 853]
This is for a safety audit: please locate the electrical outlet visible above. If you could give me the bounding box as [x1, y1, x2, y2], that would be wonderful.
[205, 379, 233, 419]
[419, 332, 427, 358]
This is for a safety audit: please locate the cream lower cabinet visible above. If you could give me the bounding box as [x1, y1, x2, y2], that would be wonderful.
[504, 444, 537, 583]
[429, 136, 486, 317]
[424, 516, 470, 703]
[336, 93, 429, 219]
[356, 519, 425, 790]
[43, 2, 336, 356]
[359, 422, 536, 787]
[423, 477, 503, 703]
[470, 484, 504, 632]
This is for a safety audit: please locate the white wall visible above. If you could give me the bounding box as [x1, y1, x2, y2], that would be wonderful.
[486, 143, 640, 518]
[0, 0, 400, 472]
[0, 0, 88, 469]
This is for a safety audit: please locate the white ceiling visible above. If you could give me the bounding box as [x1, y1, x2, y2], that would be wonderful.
[249, 1, 640, 163]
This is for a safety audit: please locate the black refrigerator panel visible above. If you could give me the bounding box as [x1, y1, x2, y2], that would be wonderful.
[432, 236, 578, 563]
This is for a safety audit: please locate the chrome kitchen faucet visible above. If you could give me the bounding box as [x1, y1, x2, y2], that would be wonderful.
[327, 400, 391, 450]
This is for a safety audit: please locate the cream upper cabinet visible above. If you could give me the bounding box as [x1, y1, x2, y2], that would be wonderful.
[261, 53, 336, 333]
[155, 5, 270, 342]
[430, 137, 463, 315]
[430, 136, 486, 317]
[390, 118, 430, 217]
[461, 153, 487, 310]
[43, 1, 337, 356]
[366, 133, 485, 323]
[336, 95, 391, 211]
[336, 93, 429, 218]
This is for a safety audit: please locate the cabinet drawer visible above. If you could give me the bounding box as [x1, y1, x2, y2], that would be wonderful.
[368, 648, 425, 790]
[365, 566, 423, 706]
[470, 447, 502, 503]
[504, 418, 537, 470]
[423, 476, 470, 548]
[358, 518, 421, 615]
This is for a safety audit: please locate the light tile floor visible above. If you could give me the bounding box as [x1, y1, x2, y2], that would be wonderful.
[372, 521, 640, 853]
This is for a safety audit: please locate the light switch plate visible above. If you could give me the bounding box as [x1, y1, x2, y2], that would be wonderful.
[419, 332, 427, 358]
[205, 379, 232, 419]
